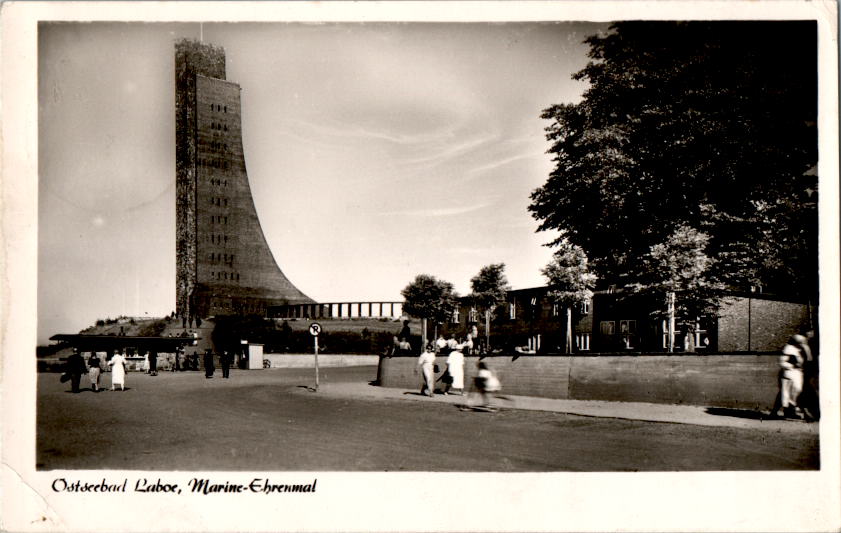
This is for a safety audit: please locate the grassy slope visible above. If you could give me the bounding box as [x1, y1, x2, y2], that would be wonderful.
[74, 316, 421, 337]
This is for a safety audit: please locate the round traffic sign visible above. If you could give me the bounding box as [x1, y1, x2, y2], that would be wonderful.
[309, 323, 322, 336]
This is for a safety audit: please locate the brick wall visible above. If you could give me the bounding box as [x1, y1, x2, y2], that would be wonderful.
[379, 354, 783, 409]
[717, 296, 811, 352]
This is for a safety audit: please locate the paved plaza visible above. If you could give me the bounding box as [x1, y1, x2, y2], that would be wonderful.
[37, 366, 819, 471]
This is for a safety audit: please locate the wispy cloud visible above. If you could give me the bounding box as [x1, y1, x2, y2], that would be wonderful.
[283, 118, 451, 146]
[465, 152, 543, 178]
[399, 131, 498, 168]
[375, 202, 491, 218]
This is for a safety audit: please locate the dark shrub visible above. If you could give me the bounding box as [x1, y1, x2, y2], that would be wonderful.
[139, 319, 167, 337]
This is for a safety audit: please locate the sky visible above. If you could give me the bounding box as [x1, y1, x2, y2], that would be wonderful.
[37, 21, 608, 344]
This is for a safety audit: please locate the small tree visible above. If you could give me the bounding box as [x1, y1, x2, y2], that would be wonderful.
[629, 225, 723, 352]
[542, 242, 597, 353]
[468, 263, 510, 352]
[401, 274, 459, 350]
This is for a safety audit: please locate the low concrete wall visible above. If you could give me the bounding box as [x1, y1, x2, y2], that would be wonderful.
[378, 354, 781, 409]
[264, 353, 379, 368]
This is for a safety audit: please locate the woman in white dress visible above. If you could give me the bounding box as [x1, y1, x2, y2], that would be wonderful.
[416, 343, 436, 397]
[109, 351, 127, 391]
[444, 346, 465, 395]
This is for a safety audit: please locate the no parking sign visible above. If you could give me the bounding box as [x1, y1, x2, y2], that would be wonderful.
[309, 323, 322, 391]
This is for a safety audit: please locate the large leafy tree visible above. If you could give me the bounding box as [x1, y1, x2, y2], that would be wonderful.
[468, 263, 511, 351]
[541, 243, 597, 353]
[628, 225, 724, 351]
[401, 274, 459, 348]
[529, 21, 818, 303]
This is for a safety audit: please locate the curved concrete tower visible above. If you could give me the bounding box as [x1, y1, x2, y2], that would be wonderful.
[176, 39, 313, 321]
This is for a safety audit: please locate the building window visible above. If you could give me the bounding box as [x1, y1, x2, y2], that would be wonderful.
[224, 105, 227, 113]
[509, 303, 516, 320]
[552, 303, 559, 317]
[575, 333, 591, 351]
[599, 321, 615, 336]
[468, 307, 478, 322]
[580, 301, 590, 315]
[620, 320, 636, 349]
[451, 309, 460, 324]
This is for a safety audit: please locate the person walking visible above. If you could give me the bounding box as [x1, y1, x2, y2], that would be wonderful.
[799, 330, 819, 421]
[772, 335, 806, 419]
[64, 349, 87, 393]
[87, 352, 102, 392]
[108, 350, 127, 391]
[467, 361, 501, 411]
[443, 344, 465, 395]
[203, 349, 215, 378]
[416, 343, 437, 397]
[220, 350, 232, 379]
[148, 351, 158, 376]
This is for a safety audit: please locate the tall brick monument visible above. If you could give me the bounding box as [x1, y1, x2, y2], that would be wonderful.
[175, 39, 313, 323]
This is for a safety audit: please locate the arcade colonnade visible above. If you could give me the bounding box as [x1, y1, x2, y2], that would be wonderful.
[268, 302, 403, 320]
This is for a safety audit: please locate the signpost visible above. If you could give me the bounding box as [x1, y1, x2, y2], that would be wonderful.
[309, 323, 322, 391]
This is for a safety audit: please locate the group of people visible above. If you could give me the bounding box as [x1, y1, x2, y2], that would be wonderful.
[62, 349, 127, 392]
[772, 332, 819, 421]
[202, 349, 235, 379]
[62, 346, 239, 393]
[416, 334, 501, 410]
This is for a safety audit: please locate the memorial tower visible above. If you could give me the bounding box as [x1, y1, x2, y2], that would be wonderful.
[175, 39, 313, 322]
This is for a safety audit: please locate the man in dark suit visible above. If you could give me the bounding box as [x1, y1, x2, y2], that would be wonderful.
[65, 349, 87, 393]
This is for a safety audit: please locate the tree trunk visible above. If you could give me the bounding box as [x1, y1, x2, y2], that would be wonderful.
[566, 307, 573, 354]
[485, 309, 491, 353]
[667, 291, 676, 353]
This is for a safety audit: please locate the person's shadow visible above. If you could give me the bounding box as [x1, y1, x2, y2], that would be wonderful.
[63, 387, 131, 393]
[704, 407, 769, 420]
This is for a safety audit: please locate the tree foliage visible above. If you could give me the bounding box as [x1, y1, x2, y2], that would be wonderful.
[469, 263, 510, 315]
[541, 242, 597, 306]
[529, 21, 818, 301]
[401, 274, 458, 324]
[629, 225, 724, 322]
